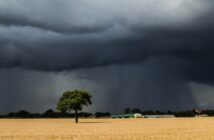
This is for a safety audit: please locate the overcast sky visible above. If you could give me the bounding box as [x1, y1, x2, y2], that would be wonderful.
[0, 0, 214, 113]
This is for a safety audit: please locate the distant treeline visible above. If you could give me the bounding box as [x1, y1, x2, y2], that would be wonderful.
[1, 108, 214, 118]
[124, 108, 214, 117]
[0, 109, 111, 118]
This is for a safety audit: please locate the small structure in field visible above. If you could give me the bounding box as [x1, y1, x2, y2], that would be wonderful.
[134, 113, 144, 118]
[111, 113, 143, 118]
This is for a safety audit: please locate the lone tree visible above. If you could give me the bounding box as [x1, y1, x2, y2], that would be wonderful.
[56, 89, 92, 123]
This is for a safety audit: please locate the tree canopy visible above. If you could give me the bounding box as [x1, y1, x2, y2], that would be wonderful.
[56, 89, 92, 123]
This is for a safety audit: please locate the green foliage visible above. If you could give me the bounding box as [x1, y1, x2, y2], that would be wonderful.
[56, 89, 92, 113]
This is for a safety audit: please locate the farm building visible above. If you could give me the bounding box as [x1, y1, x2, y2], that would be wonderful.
[111, 113, 143, 118]
[134, 113, 144, 118]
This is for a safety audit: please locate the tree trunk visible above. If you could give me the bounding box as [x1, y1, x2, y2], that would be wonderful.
[74, 109, 78, 123]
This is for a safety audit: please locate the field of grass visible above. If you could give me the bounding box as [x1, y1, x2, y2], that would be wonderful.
[0, 118, 214, 140]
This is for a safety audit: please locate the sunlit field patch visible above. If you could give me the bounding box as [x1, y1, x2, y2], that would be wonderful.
[0, 118, 214, 140]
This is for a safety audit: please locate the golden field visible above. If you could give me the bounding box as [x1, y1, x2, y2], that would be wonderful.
[0, 118, 214, 140]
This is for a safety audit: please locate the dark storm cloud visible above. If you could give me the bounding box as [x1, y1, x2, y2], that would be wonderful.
[0, 0, 213, 73]
[0, 0, 214, 112]
[0, 0, 113, 34]
[0, 14, 112, 34]
[0, 26, 213, 78]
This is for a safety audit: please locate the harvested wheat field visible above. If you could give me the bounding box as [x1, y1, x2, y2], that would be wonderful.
[0, 118, 214, 140]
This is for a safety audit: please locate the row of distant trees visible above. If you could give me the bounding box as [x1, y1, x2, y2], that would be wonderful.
[124, 108, 176, 115]
[1, 108, 214, 118]
[123, 108, 214, 117]
[124, 107, 176, 114]
[0, 109, 111, 118]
